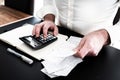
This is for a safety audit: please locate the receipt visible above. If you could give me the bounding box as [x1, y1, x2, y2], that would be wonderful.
[41, 56, 82, 78]
[40, 36, 83, 78]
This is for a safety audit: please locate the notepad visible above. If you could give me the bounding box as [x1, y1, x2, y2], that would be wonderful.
[0, 24, 68, 60]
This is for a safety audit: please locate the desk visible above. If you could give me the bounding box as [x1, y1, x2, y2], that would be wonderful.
[0, 5, 31, 26]
[0, 17, 120, 80]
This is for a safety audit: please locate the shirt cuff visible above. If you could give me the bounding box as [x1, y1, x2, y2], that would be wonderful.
[36, 5, 57, 19]
[105, 21, 120, 48]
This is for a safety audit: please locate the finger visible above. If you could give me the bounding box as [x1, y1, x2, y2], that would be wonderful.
[32, 25, 36, 36]
[87, 48, 100, 56]
[74, 39, 86, 57]
[75, 40, 91, 58]
[77, 45, 91, 58]
[74, 38, 86, 52]
[32, 24, 40, 36]
[43, 24, 49, 38]
[53, 26, 59, 36]
[86, 51, 98, 56]
[77, 39, 100, 58]
[35, 23, 43, 37]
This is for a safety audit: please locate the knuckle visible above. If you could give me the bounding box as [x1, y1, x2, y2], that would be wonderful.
[77, 51, 84, 58]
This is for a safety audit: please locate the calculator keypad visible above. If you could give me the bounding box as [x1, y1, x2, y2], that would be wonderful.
[35, 33, 57, 44]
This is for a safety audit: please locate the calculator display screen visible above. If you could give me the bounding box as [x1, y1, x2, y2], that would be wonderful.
[25, 36, 41, 48]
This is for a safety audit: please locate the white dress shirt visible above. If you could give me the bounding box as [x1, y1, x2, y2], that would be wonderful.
[37, 0, 120, 49]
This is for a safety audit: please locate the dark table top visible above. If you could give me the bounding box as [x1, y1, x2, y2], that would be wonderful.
[0, 17, 120, 80]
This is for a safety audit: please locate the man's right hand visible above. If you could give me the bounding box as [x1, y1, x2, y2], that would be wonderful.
[32, 20, 58, 38]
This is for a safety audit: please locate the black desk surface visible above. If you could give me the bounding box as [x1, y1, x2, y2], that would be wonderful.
[0, 17, 120, 80]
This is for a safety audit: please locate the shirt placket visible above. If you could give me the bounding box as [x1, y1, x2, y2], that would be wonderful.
[67, 0, 74, 29]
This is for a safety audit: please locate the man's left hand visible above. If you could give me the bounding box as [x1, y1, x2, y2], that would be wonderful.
[74, 29, 109, 58]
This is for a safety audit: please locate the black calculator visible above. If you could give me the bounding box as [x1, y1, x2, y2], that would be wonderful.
[19, 33, 58, 50]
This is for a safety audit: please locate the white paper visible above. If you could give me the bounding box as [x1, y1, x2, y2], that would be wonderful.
[41, 36, 83, 78]
[67, 36, 82, 45]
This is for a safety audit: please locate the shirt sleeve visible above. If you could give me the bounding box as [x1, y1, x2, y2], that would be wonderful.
[36, 0, 58, 19]
[119, 0, 120, 7]
[106, 19, 120, 46]
[104, 1, 120, 49]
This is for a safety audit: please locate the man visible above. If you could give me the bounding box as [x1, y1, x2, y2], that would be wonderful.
[32, 0, 120, 58]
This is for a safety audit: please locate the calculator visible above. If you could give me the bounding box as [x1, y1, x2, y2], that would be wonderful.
[19, 33, 58, 50]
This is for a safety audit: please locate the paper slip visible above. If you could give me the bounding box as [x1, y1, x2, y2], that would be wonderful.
[41, 36, 83, 78]
[41, 56, 82, 78]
